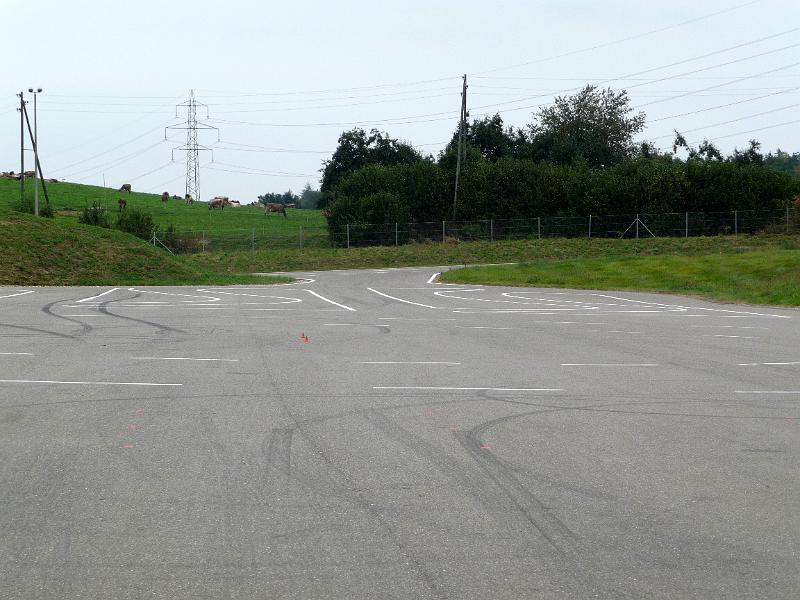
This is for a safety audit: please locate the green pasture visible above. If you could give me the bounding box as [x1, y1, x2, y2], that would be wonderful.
[0, 177, 326, 234]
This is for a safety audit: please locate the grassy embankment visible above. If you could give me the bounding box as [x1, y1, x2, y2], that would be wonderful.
[439, 246, 800, 306]
[0, 181, 292, 285]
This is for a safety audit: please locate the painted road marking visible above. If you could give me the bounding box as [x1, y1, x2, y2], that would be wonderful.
[374, 386, 563, 392]
[427, 273, 440, 284]
[735, 390, 800, 394]
[76, 288, 119, 303]
[360, 362, 461, 365]
[704, 334, 756, 339]
[0, 379, 182, 387]
[738, 362, 800, 366]
[561, 363, 659, 367]
[60, 314, 104, 317]
[304, 289, 356, 312]
[368, 288, 439, 309]
[131, 357, 239, 362]
[0, 352, 33, 356]
[457, 326, 513, 330]
[0, 290, 35, 300]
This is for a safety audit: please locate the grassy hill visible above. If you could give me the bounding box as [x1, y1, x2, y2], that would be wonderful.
[0, 177, 325, 233]
[0, 205, 290, 286]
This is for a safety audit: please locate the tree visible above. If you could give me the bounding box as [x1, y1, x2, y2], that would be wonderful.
[530, 85, 646, 168]
[299, 182, 324, 209]
[320, 128, 424, 193]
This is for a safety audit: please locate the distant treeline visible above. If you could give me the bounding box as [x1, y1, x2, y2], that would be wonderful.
[320, 86, 799, 238]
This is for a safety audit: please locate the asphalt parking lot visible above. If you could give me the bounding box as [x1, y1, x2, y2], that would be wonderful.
[1, 267, 798, 599]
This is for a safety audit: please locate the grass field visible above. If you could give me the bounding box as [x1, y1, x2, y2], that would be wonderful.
[0, 177, 325, 234]
[439, 248, 800, 306]
[0, 209, 290, 286]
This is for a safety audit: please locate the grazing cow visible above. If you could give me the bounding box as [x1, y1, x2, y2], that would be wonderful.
[185, 194, 194, 205]
[118, 198, 127, 210]
[162, 191, 170, 203]
[208, 197, 231, 210]
[284, 203, 296, 209]
[229, 200, 241, 208]
[119, 183, 132, 193]
[264, 203, 287, 217]
[23, 170, 35, 178]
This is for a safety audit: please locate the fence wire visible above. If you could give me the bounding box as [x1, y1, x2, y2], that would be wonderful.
[159, 208, 798, 253]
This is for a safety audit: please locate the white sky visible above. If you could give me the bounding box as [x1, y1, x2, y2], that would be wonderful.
[2, 0, 798, 202]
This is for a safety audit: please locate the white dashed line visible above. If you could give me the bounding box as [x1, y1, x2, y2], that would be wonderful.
[0, 379, 182, 387]
[131, 357, 239, 362]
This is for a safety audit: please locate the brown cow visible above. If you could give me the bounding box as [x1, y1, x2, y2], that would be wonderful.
[185, 194, 194, 205]
[162, 191, 170, 203]
[264, 203, 287, 217]
[119, 183, 132, 193]
[208, 197, 231, 210]
[118, 198, 127, 210]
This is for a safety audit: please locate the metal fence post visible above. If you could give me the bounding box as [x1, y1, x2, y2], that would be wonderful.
[346, 223, 350, 249]
[685, 213, 688, 238]
[251, 228, 255, 252]
[636, 214, 639, 239]
[300, 225, 303, 249]
[734, 211, 738, 236]
[395, 222, 398, 246]
[588, 214, 592, 239]
[490, 219, 494, 242]
[537, 216, 541, 240]
[442, 221, 446, 244]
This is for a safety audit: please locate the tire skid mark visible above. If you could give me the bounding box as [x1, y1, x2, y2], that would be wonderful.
[288, 423, 446, 599]
[41, 299, 92, 336]
[0, 322, 75, 340]
[98, 293, 186, 334]
[457, 411, 579, 557]
[262, 427, 294, 476]
[363, 409, 504, 512]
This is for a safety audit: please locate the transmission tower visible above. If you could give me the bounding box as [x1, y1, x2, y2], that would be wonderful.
[166, 90, 218, 201]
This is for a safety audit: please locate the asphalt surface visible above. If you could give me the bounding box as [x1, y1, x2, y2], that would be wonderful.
[1, 267, 799, 599]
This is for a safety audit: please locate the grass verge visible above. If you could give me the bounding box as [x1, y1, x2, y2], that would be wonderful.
[439, 249, 800, 306]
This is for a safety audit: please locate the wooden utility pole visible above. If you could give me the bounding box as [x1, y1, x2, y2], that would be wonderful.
[17, 91, 25, 203]
[453, 74, 467, 220]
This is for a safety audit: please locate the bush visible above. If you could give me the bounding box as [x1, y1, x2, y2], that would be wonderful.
[78, 202, 111, 228]
[116, 208, 155, 239]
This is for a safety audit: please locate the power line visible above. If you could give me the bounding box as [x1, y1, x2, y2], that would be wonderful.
[648, 87, 800, 123]
[687, 119, 800, 144]
[470, 0, 763, 76]
[650, 103, 800, 140]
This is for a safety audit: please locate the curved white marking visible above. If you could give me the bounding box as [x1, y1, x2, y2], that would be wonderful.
[197, 289, 302, 304]
[592, 293, 791, 318]
[128, 288, 221, 303]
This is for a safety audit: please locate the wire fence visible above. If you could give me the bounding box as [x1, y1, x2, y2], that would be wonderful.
[157, 207, 798, 253]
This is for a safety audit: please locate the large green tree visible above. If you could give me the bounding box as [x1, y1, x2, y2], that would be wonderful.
[320, 128, 424, 194]
[530, 85, 646, 168]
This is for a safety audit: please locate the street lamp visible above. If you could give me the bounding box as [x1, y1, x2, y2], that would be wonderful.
[28, 88, 42, 216]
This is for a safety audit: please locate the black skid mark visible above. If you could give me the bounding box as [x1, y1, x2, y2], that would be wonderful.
[41, 299, 92, 336]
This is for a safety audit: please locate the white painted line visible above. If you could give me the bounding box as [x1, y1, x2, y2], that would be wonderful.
[360, 362, 461, 365]
[607, 331, 642, 334]
[560, 363, 659, 367]
[427, 273, 440, 284]
[0, 379, 182, 387]
[60, 314, 104, 317]
[374, 386, 563, 392]
[0, 290, 34, 300]
[738, 362, 800, 366]
[368, 288, 439, 309]
[323, 323, 356, 326]
[703, 334, 756, 339]
[591, 292, 791, 319]
[304, 289, 356, 312]
[0, 352, 33, 356]
[690, 325, 767, 330]
[76, 288, 119, 303]
[457, 326, 513, 330]
[131, 357, 239, 362]
[735, 390, 800, 394]
[378, 317, 457, 321]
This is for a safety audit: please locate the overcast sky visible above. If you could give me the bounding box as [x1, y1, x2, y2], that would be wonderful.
[2, 0, 798, 202]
